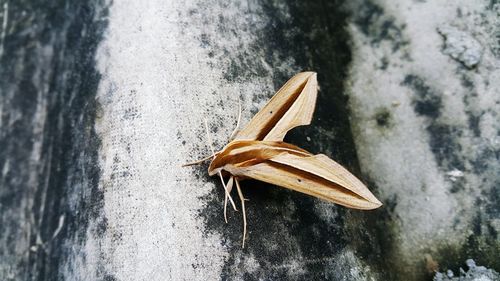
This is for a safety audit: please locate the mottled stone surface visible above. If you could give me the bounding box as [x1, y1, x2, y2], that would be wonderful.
[434, 259, 500, 281]
[0, 1, 107, 280]
[0, 0, 498, 280]
[437, 26, 483, 69]
[346, 0, 500, 280]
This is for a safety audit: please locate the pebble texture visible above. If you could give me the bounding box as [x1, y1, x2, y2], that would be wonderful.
[0, 0, 498, 281]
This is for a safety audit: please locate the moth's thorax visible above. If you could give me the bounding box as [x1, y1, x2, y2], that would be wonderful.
[208, 140, 311, 176]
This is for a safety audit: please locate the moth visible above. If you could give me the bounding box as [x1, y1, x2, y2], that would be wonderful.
[185, 72, 382, 247]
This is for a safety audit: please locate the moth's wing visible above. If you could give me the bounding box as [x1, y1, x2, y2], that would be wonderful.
[226, 153, 382, 210]
[270, 153, 382, 207]
[235, 72, 318, 141]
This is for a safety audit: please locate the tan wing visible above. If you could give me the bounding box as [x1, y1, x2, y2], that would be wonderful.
[235, 72, 318, 141]
[223, 152, 382, 210]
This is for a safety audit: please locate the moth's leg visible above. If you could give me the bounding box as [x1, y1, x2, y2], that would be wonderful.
[229, 97, 242, 141]
[218, 171, 237, 211]
[235, 178, 247, 248]
[203, 119, 238, 211]
[224, 176, 234, 223]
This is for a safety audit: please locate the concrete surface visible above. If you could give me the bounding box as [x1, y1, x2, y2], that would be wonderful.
[0, 0, 498, 280]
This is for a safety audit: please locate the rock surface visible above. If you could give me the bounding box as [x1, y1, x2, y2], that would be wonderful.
[0, 0, 498, 280]
[437, 26, 483, 69]
[434, 259, 500, 281]
[346, 0, 499, 279]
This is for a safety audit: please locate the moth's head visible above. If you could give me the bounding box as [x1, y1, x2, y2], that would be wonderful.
[207, 139, 268, 176]
[207, 162, 222, 176]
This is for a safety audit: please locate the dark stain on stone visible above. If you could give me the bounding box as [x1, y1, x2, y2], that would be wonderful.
[403, 74, 442, 119]
[404, 73, 467, 174]
[467, 112, 482, 137]
[351, 0, 410, 54]
[353, 0, 384, 37]
[463, 230, 500, 270]
[374, 107, 393, 128]
[485, 184, 500, 218]
[0, 1, 114, 280]
[427, 123, 465, 171]
[384, 194, 399, 214]
[380, 56, 389, 70]
[95, 216, 109, 238]
[347, 189, 401, 280]
[449, 178, 465, 193]
[430, 189, 500, 275]
[460, 74, 475, 90]
[287, 195, 346, 265]
[200, 33, 210, 48]
[422, 212, 500, 280]
[486, 223, 498, 239]
[487, 0, 499, 10]
[104, 275, 118, 281]
[223, 51, 270, 83]
[463, 92, 483, 138]
[123, 105, 140, 120]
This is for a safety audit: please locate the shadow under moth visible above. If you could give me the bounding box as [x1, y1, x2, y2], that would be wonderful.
[184, 72, 382, 247]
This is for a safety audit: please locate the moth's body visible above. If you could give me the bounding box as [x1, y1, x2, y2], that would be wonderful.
[185, 71, 382, 247]
[209, 140, 310, 176]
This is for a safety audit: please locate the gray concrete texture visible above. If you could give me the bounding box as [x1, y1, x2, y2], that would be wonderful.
[0, 0, 498, 280]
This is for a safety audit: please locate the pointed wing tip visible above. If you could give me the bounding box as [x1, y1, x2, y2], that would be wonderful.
[344, 189, 383, 210]
[298, 71, 317, 79]
[358, 198, 383, 210]
[302, 72, 317, 88]
[368, 200, 383, 210]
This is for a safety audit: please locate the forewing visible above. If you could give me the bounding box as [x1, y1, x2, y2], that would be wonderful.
[235, 72, 318, 141]
[225, 153, 382, 210]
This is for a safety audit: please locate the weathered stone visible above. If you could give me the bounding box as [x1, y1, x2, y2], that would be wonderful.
[434, 259, 500, 281]
[347, 0, 500, 280]
[0, 0, 499, 280]
[437, 26, 483, 69]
